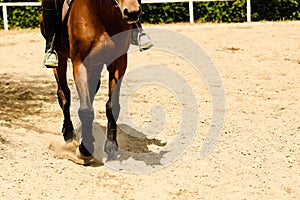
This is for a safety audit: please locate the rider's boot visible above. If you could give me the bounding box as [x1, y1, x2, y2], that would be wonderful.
[42, 2, 59, 68]
[131, 21, 153, 51]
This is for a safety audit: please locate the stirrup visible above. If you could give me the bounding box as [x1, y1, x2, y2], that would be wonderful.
[138, 32, 153, 51]
[43, 49, 59, 68]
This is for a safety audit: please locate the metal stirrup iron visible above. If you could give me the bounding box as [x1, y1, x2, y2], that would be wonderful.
[44, 33, 59, 68]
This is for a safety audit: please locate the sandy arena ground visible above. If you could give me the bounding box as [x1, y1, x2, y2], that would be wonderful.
[0, 22, 299, 199]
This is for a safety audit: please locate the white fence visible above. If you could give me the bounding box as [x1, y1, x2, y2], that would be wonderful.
[0, 0, 251, 31]
[0, 2, 41, 30]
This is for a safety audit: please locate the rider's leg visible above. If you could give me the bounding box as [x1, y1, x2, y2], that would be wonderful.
[131, 0, 153, 51]
[42, 0, 59, 68]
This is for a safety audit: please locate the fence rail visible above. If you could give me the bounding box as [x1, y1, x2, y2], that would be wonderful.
[0, 0, 251, 30]
[0, 2, 41, 31]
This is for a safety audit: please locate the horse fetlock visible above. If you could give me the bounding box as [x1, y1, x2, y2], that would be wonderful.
[63, 128, 74, 141]
[63, 132, 74, 142]
[104, 138, 119, 160]
[79, 141, 94, 156]
[106, 101, 120, 121]
[62, 120, 75, 142]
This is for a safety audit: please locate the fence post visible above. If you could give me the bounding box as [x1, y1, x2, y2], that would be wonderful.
[247, 0, 251, 22]
[3, 5, 8, 30]
[189, 0, 194, 23]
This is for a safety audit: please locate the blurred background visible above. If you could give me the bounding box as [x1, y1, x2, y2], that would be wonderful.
[1, 0, 300, 29]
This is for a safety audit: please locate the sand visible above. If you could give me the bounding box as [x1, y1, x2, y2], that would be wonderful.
[0, 21, 299, 199]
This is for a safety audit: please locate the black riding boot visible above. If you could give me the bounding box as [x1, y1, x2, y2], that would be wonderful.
[42, 0, 59, 67]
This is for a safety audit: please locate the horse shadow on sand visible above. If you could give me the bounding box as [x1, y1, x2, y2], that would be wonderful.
[75, 122, 168, 170]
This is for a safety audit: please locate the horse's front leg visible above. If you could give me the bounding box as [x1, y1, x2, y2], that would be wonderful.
[105, 54, 127, 160]
[72, 58, 95, 160]
[53, 54, 75, 142]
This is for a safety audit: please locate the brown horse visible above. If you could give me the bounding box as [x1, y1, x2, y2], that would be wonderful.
[41, 0, 142, 161]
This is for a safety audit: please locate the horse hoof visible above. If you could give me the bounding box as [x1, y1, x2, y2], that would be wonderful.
[76, 146, 93, 161]
[104, 139, 119, 161]
[106, 151, 119, 162]
[63, 130, 75, 142]
[62, 122, 75, 142]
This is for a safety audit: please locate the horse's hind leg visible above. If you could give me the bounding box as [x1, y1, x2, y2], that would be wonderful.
[105, 54, 127, 160]
[53, 55, 75, 141]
